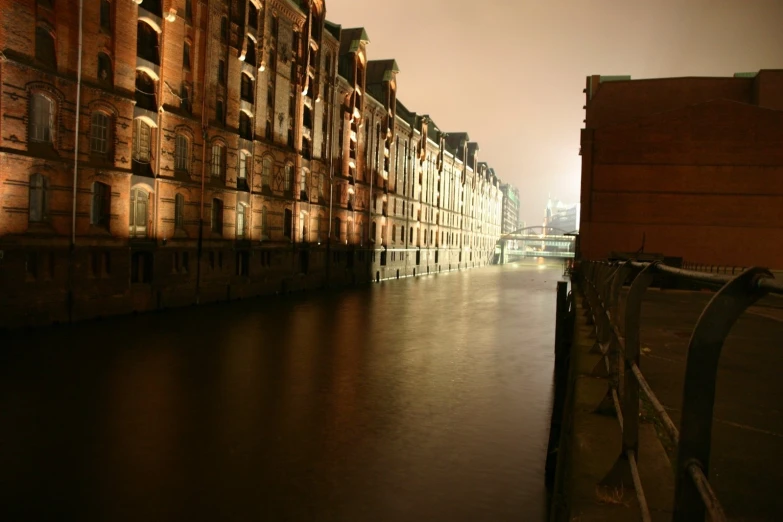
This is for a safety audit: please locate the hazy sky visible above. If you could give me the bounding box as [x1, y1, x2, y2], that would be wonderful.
[325, 0, 783, 226]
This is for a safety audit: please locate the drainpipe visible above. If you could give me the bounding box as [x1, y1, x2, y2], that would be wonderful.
[68, 0, 84, 322]
[196, 0, 213, 304]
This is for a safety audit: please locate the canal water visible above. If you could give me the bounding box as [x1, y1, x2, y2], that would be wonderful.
[0, 263, 563, 522]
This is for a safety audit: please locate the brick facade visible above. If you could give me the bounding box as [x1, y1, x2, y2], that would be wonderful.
[0, 0, 504, 328]
[578, 71, 783, 268]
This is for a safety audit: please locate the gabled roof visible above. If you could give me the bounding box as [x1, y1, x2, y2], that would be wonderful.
[445, 132, 470, 156]
[366, 59, 400, 83]
[325, 20, 341, 40]
[339, 27, 370, 58]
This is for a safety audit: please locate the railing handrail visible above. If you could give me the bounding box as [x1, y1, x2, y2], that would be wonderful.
[578, 260, 778, 522]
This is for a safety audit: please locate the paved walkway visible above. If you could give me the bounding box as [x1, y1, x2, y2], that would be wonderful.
[634, 290, 783, 521]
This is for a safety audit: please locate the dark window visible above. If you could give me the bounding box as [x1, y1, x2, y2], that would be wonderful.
[245, 37, 256, 66]
[240, 73, 254, 101]
[183, 42, 191, 69]
[36, 27, 56, 69]
[184, 0, 192, 23]
[248, 2, 258, 29]
[135, 70, 156, 111]
[261, 157, 272, 187]
[97, 53, 113, 86]
[261, 207, 268, 239]
[216, 99, 224, 123]
[175, 193, 185, 229]
[220, 17, 228, 42]
[180, 83, 191, 113]
[239, 112, 252, 140]
[284, 208, 292, 239]
[218, 59, 226, 85]
[137, 21, 159, 65]
[334, 217, 341, 240]
[131, 251, 153, 283]
[100, 0, 111, 32]
[29, 173, 49, 223]
[91, 182, 111, 229]
[129, 188, 148, 238]
[211, 198, 223, 233]
[90, 111, 111, 156]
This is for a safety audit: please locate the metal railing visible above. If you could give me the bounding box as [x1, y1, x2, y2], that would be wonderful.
[682, 262, 747, 275]
[579, 260, 783, 522]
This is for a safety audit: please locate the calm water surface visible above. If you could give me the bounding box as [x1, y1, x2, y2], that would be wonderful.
[0, 263, 562, 521]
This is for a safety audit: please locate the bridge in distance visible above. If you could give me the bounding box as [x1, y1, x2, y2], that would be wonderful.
[494, 226, 577, 265]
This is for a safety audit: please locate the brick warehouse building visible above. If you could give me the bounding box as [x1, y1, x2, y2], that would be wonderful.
[578, 70, 783, 268]
[0, 0, 504, 328]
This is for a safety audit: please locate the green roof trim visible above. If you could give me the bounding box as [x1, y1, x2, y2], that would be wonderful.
[733, 72, 759, 78]
[600, 75, 631, 83]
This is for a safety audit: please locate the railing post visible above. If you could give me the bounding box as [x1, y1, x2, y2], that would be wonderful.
[672, 267, 771, 522]
[622, 264, 656, 460]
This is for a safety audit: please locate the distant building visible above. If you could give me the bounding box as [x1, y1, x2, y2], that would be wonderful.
[500, 184, 521, 234]
[578, 70, 783, 268]
[544, 197, 579, 234]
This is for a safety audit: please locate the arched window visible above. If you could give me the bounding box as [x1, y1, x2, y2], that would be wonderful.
[239, 111, 252, 140]
[261, 156, 272, 188]
[245, 37, 256, 66]
[129, 187, 149, 237]
[132, 119, 152, 163]
[90, 111, 111, 156]
[135, 70, 156, 111]
[211, 198, 223, 233]
[240, 73, 254, 102]
[211, 143, 225, 178]
[35, 26, 56, 69]
[261, 206, 268, 239]
[236, 203, 246, 238]
[29, 93, 54, 144]
[174, 193, 185, 229]
[137, 21, 159, 65]
[91, 182, 111, 229]
[175, 134, 189, 172]
[98, 53, 113, 85]
[284, 164, 293, 192]
[29, 173, 50, 223]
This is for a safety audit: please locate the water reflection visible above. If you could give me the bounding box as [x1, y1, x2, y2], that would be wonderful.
[0, 263, 562, 521]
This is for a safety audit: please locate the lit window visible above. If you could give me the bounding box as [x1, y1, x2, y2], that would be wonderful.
[132, 119, 152, 163]
[211, 143, 224, 178]
[238, 151, 249, 180]
[236, 204, 246, 238]
[129, 187, 148, 238]
[284, 164, 293, 191]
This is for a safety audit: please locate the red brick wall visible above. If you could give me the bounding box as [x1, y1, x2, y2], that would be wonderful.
[580, 92, 783, 268]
